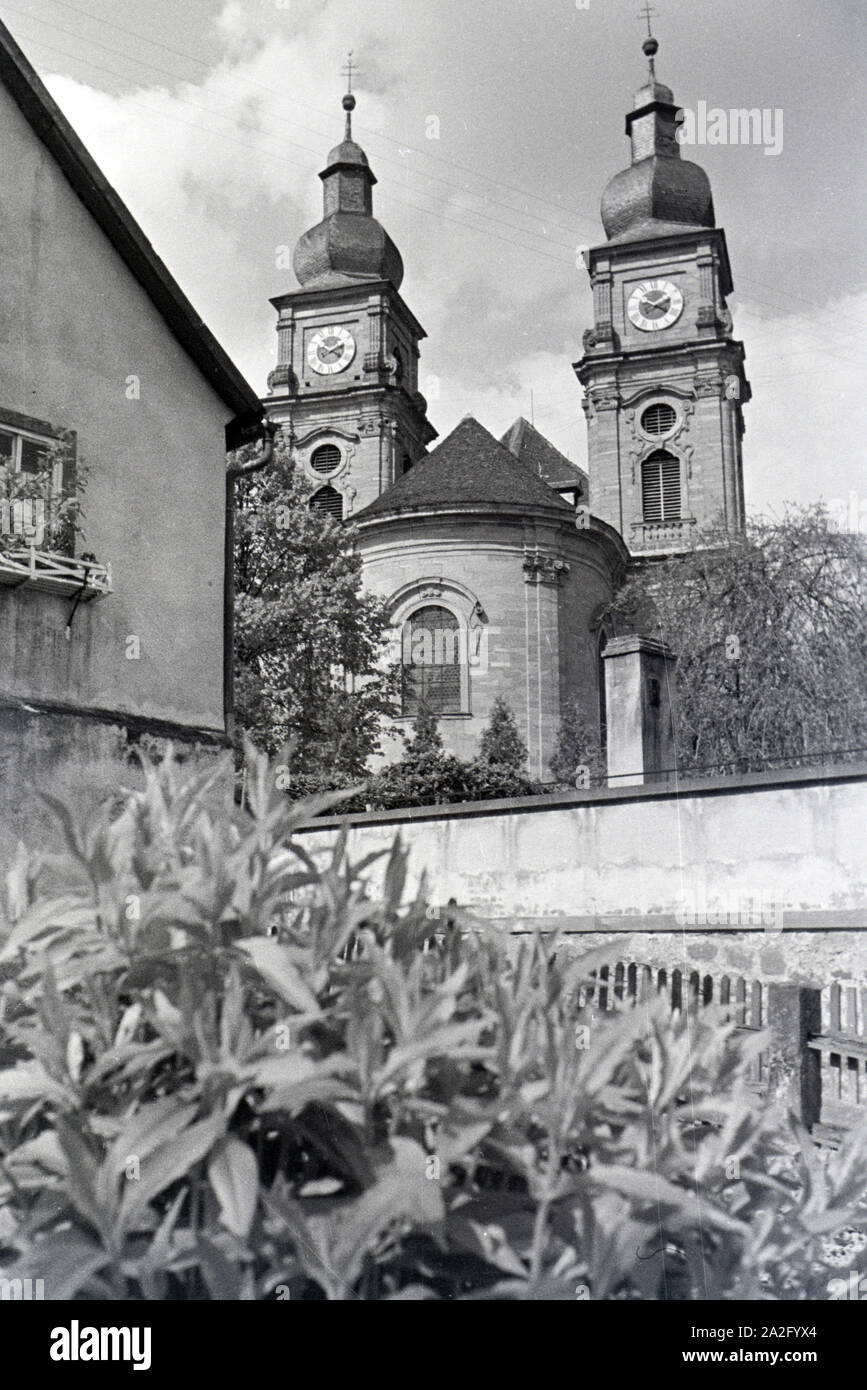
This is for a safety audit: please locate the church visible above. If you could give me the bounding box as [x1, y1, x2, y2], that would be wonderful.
[264, 34, 752, 780]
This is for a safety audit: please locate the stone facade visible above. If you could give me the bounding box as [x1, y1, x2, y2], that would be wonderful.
[357, 503, 624, 774]
[265, 45, 755, 776]
[265, 280, 435, 516]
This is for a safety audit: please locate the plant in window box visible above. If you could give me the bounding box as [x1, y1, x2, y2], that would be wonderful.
[0, 431, 85, 557]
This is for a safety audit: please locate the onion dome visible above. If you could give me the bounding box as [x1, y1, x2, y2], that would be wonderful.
[600, 35, 715, 243]
[293, 91, 404, 290]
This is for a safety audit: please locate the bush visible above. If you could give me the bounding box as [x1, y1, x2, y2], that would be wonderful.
[0, 746, 864, 1300]
[549, 697, 606, 788]
[476, 697, 528, 772]
[364, 703, 543, 810]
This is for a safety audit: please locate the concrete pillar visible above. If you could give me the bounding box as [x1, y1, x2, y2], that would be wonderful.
[766, 984, 822, 1129]
[602, 635, 677, 786]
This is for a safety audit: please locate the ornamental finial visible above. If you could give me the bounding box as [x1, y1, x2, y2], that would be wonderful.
[637, 3, 659, 78]
[341, 50, 358, 139]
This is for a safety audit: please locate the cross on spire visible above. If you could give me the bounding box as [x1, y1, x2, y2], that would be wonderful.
[340, 50, 358, 138]
[342, 50, 357, 94]
[638, 1, 657, 38]
[637, 3, 660, 78]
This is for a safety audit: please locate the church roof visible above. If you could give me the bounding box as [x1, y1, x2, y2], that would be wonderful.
[354, 416, 574, 520]
[600, 34, 715, 244]
[499, 418, 587, 495]
[601, 155, 714, 242]
[0, 19, 261, 431]
[293, 92, 404, 291]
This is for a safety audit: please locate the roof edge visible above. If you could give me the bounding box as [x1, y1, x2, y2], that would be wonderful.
[0, 19, 261, 421]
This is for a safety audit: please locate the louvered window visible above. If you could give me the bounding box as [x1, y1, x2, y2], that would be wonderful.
[401, 604, 464, 716]
[641, 402, 677, 437]
[310, 443, 341, 474]
[310, 485, 343, 520]
[642, 450, 681, 522]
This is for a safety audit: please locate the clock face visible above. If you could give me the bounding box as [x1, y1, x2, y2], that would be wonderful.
[627, 280, 684, 332]
[307, 325, 356, 375]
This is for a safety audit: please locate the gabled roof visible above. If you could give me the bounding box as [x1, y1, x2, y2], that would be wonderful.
[0, 19, 261, 430]
[354, 416, 574, 520]
[500, 418, 587, 495]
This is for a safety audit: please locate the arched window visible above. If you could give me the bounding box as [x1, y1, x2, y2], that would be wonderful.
[310, 485, 343, 520]
[310, 443, 341, 474]
[641, 450, 681, 522]
[401, 604, 464, 716]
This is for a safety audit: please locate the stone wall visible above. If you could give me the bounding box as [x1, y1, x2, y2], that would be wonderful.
[295, 763, 867, 989]
[358, 509, 621, 776]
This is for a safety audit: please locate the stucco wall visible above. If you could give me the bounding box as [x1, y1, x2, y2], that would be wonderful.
[0, 705, 225, 868]
[0, 79, 233, 732]
[296, 765, 867, 987]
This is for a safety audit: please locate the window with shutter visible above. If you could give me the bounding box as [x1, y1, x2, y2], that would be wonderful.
[641, 402, 677, 437]
[310, 485, 343, 520]
[310, 443, 341, 474]
[642, 450, 681, 522]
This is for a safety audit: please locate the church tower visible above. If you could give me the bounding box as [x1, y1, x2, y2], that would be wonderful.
[575, 32, 750, 555]
[264, 76, 436, 516]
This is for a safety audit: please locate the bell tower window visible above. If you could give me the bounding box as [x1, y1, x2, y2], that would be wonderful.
[642, 450, 681, 522]
[310, 443, 341, 474]
[640, 402, 677, 438]
[310, 485, 343, 520]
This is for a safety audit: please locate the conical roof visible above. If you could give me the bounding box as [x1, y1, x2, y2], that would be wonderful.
[500, 418, 587, 494]
[354, 417, 574, 520]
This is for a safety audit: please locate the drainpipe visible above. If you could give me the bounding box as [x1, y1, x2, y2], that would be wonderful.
[223, 419, 280, 736]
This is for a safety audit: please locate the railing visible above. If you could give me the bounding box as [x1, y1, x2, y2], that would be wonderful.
[576, 963, 867, 1140]
[630, 518, 697, 552]
[0, 546, 111, 598]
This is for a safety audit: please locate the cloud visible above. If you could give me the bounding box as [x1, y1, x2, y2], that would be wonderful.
[35, 3, 866, 510]
[735, 287, 867, 513]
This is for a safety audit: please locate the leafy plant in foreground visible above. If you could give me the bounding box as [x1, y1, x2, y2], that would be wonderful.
[0, 747, 864, 1299]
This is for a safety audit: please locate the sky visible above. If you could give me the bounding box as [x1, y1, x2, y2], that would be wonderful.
[3, 0, 865, 515]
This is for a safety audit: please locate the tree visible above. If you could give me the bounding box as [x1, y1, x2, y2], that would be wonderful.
[402, 700, 444, 760]
[604, 505, 867, 776]
[232, 436, 397, 790]
[549, 697, 605, 787]
[477, 697, 528, 771]
[364, 703, 475, 809]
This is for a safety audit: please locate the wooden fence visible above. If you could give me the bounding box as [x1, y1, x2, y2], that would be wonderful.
[580, 961, 867, 1140]
[578, 961, 767, 1088]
